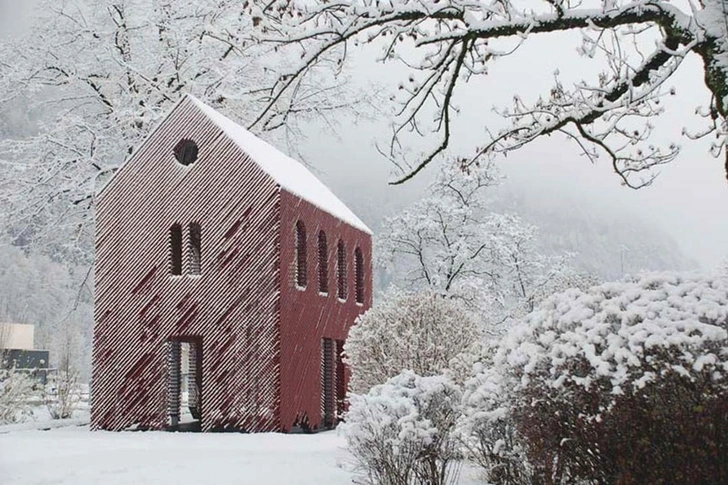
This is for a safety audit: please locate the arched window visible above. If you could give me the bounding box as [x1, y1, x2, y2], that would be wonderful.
[188, 222, 202, 275]
[173, 139, 198, 166]
[337, 240, 346, 300]
[296, 221, 307, 287]
[355, 247, 364, 304]
[169, 224, 183, 275]
[318, 231, 328, 294]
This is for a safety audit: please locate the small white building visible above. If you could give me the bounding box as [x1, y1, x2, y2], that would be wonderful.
[0, 323, 35, 350]
[1, 323, 48, 378]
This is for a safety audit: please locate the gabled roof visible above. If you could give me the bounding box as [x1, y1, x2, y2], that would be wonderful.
[186, 95, 371, 234]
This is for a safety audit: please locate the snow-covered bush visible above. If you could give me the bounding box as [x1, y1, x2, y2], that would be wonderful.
[343, 371, 463, 485]
[43, 368, 82, 420]
[0, 369, 37, 424]
[498, 272, 728, 483]
[345, 289, 480, 393]
[459, 361, 533, 485]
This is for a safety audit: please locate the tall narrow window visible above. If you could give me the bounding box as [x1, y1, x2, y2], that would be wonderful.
[188, 222, 202, 275]
[337, 240, 347, 300]
[296, 221, 307, 288]
[170, 224, 183, 275]
[318, 231, 328, 294]
[321, 338, 335, 428]
[355, 247, 364, 304]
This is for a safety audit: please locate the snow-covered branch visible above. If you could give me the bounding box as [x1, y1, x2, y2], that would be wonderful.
[248, 0, 728, 186]
[0, 0, 364, 258]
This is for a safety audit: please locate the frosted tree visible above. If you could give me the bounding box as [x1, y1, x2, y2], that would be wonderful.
[377, 160, 501, 295]
[0, 0, 357, 260]
[247, 0, 728, 187]
[345, 289, 481, 393]
[377, 161, 589, 327]
[43, 318, 84, 420]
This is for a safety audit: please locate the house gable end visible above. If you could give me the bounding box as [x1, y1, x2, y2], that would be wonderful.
[97, 96, 280, 210]
[186, 95, 371, 235]
[92, 96, 285, 432]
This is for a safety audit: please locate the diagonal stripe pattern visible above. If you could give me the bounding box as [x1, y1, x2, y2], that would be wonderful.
[91, 96, 372, 432]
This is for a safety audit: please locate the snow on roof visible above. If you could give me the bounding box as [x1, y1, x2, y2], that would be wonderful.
[187, 95, 372, 234]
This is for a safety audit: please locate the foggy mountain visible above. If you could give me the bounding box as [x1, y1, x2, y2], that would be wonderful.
[490, 184, 698, 280]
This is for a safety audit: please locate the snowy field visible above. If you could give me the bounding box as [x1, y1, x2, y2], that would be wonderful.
[1, 426, 353, 485]
[0, 424, 481, 485]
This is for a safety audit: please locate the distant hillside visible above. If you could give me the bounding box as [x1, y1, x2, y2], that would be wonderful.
[490, 184, 699, 280]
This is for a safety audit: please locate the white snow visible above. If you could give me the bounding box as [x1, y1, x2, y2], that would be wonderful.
[0, 425, 483, 484]
[187, 95, 372, 234]
[0, 427, 354, 485]
[498, 272, 728, 397]
[0, 412, 89, 434]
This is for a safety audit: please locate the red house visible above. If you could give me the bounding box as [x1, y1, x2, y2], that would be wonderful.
[91, 94, 372, 432]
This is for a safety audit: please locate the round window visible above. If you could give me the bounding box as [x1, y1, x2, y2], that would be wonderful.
[173, 139, 198, 166]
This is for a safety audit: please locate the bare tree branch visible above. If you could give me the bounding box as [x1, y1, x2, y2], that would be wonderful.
[248, 0, 728, 187]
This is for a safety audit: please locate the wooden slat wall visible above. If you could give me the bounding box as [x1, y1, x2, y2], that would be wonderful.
[91, 97, 282, 432]
[278, 191, 373, 431]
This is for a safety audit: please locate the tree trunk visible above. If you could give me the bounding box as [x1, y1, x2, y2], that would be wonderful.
[694, 0, 728, 177]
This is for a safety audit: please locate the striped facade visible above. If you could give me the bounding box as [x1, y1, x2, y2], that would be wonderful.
[91, 96, 372, 432]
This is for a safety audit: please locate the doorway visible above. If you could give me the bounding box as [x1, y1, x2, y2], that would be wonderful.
[321, 338, 346, 429]
[167, 337, 202, 431]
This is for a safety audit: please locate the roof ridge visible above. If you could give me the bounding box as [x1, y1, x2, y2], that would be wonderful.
[186, 95, 372, 234]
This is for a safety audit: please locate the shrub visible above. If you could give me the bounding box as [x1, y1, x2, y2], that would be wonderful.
[345, 289, 480, 393]
[43, 368, 82, 419]
[343, 371, 463, 485]
[498, 272, 728, 484]
[0, 368, 37, 424]
[459, 360, 534, 485]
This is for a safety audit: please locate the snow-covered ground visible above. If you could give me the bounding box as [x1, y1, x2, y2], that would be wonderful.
[1, 424, 483, 484]
[0, 426, 355, 485]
